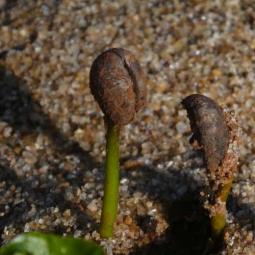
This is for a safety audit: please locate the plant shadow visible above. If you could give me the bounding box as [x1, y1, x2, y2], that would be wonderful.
[0, 65, 98, 242]
[0, 65, 96, 169]
[128, 166, 212, 255]
[0, 162, 99, 242]
[134, 194, 212, 255]
[127, 159, 254, 255]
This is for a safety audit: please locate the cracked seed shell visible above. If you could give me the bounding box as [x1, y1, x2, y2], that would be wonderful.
[182, 94, 230, 174]
[89, 48, 147, 126]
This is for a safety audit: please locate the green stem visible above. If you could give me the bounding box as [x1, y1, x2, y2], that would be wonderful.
[211, 212, 226, 240]
[211, 179, 233, 240]
[100, 121, 120, 238]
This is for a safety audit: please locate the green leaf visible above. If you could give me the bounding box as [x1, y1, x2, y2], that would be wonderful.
[0, 232, 104, 255]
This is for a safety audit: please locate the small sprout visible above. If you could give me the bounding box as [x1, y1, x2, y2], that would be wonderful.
[182, 94, 239, 242]
[90, 48, 146, 238]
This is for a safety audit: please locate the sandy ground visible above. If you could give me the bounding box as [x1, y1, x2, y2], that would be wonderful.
[0, 0, 254, 254]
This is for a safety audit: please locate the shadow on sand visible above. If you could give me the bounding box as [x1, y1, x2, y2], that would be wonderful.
[0, 65, 98, 243]
[0, 65, 96, 169]
[127, 163, 254, 255]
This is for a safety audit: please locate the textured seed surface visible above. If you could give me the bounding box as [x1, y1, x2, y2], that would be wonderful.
[90, 48, 146, 126]
[182, 94, 230, 174]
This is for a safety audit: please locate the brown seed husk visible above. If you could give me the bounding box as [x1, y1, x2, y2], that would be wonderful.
[182, 94, 240, 218]
[90, 48, 147, 126]
[182, 94, 230, 182]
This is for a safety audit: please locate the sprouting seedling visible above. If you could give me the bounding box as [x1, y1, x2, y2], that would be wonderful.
[182, 94, 239, 242]
[90, 48, 147, 238]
